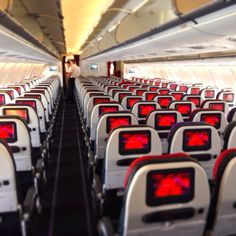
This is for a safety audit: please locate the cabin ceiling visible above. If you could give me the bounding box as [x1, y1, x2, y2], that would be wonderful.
[1, 0, 236, 63]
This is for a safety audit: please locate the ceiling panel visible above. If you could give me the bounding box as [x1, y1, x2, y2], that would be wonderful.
[61, 0, 115, 54]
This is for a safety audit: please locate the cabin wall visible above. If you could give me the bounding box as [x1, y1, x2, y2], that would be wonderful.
[0, 62, 46, 85]
[124, 61, 236, 88]
[80, 61, 107, 77]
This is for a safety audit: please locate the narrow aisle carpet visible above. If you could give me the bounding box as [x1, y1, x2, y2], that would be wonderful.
[31, 99, 95, 236]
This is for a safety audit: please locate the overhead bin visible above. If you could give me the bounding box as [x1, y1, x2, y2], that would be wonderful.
[82, 1, 236, 61]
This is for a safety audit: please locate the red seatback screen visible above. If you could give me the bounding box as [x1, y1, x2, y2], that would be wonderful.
[136, 90, 146, 96]
[161, 83, 168, 88]
[15, 100, 36, 109]
[24, 94, 41, 100]
[98, 106, 119, 117]
[106, 116, 131, 133]
[0, 122, 17, 143]
[154, 81, 160, 86]
[138, 104, 156, 118]
[179, 86, 188, 92]
[0, 94, 5, 105]
[187, 97, 201, 107]
[175, 104, 191, 116]
[146, 93, 157, 101]
[128, 87, 137, 92]
[3, 108, 29, 124]
[159, 89, 169, 95]
[205, 90, 215, 98]
[170, 84, 177, 91]
[183, 129, 211, 151]
[150, 87, 158, 91]
[223, 93, 234, 102]
[146, 168, 194, 206]
[127, 98, 142, 109]
[155, 113, 177, 130]
[171, 93, 183, 100]
[119, 130, 151, 155]
[209, 103, 225, 112]
[191, 88, 200, 95]
[201, 114, 221, 129]
[94, 98, 110, 105]
[158, 97, 172, 108]
[119, 93, 131, 103]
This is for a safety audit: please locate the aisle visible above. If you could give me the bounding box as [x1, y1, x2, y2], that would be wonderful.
[32, 99, 95, 236]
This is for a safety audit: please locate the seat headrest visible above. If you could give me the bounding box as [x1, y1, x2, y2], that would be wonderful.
[212, 148, 236, 181]
[223, 121, 236, 149]
[167, 122, 205, 144]
[227, 107, 236, 122]
[123, 153, 196, 188]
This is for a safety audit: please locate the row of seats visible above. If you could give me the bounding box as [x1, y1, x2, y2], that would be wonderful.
[74, 75, 236, 236]
[0, 76, 61, 235]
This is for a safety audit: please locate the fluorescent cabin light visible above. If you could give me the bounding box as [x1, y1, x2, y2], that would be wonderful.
[132, 0, 149, 13]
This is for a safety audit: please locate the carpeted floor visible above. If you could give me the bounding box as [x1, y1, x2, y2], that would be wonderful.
[31, 99, 96, 236]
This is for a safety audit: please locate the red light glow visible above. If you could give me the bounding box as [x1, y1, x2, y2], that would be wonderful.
[151, 172, 191, 198]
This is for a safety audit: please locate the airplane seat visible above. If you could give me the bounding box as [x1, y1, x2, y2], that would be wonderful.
[168, 82, 178, 91]
[125, 86, 139, 93]
[200, 88, 218, 100]
[23, 93, 50, 125]
[121, 96, 143, 110]
[201, 99, 229, 116]
[187, 86, 201, 95]
[183, 95, 202, 108]
[0, 93, 12, 105]
[216, 91, 235, 108]
[168, 101, 196, 121]
[190, 109, 228, 147]
[0, 105, 43, 163]
[98, 125, 162, 219]
[0, 116, 35, 199]
[0, 140, 22, 236]
[205, 148, 236, 236]
[154, 95, 175, 108]
[158, 88, 170, 95]
[89, 103, 124, 152]
[86, 96, 112, 128]
[83, 92, 105, 119]
[133, 88, 147, 96]
[176, 84, 189, 93]
[227, 107, 236, 122]
[0, 88, 19, 99]
[142, 92, 158, 101]
[169, 91, 185, 101]
[168, 122, 221, 178]
[95, 112, 139, 174]
[148, 86, 159, 92]
[108, 88, 124, 98]
[113, 153, 210, 236]
[146, 109, 183, 153]
[131, 101, 160, 124]
[113, 92, 132, 103]
[222, 121, 236, 150]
